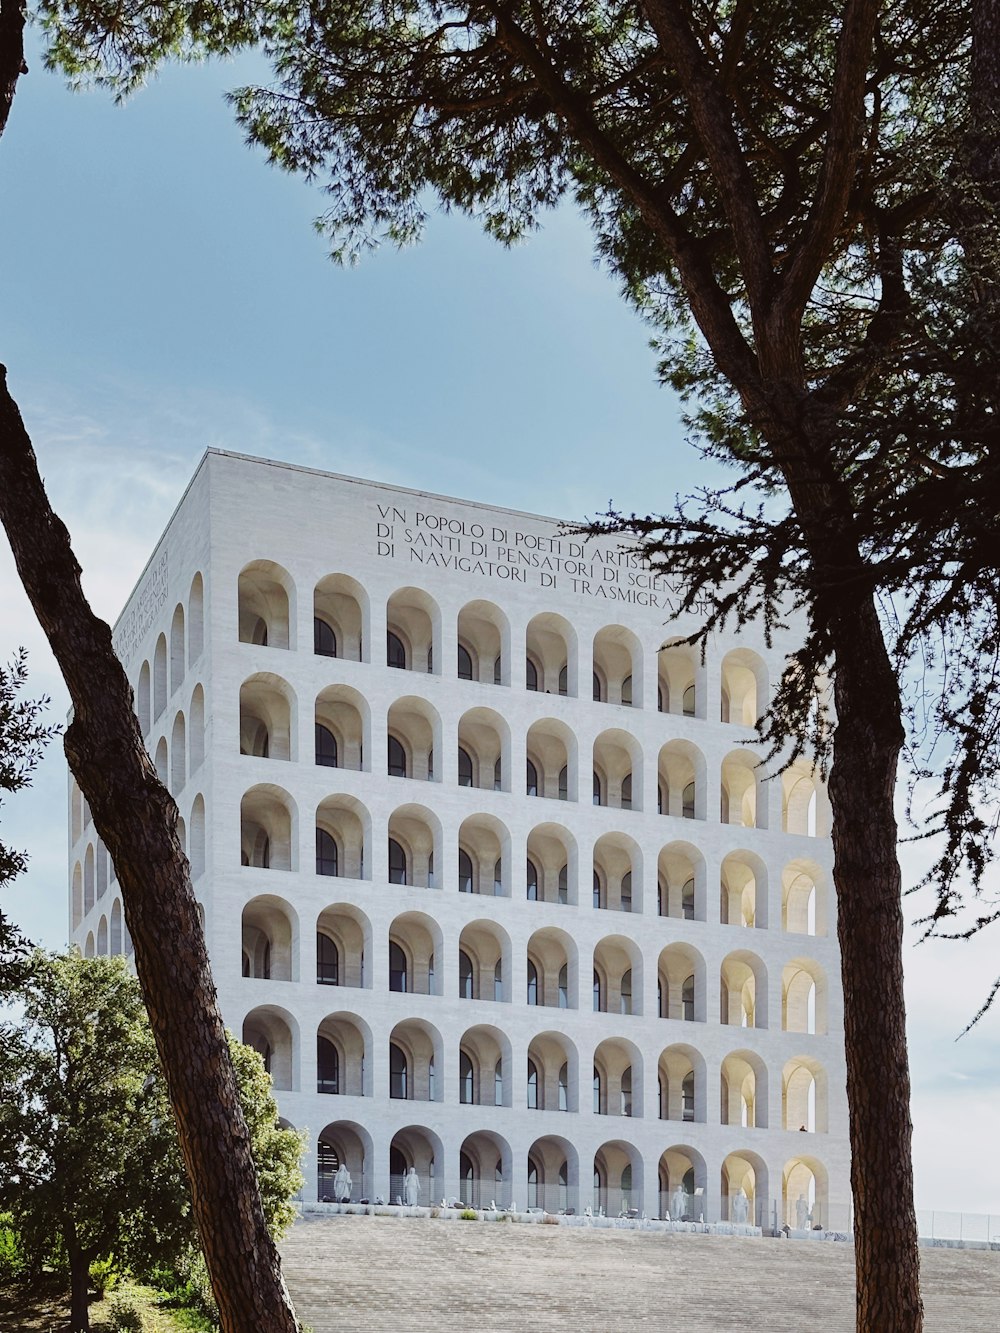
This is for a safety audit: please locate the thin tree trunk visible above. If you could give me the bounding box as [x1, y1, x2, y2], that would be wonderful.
[0, 367, 300, 1333]
[829, 597, 922, 1331]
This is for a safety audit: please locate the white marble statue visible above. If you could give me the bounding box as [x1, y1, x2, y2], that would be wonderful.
[795, 1194, 810, 1230]
[333, 1164, 352, 1203]
[404, 1166, 421, 1206]
[732, 1189, 749, 1225]
[671, 1184, 687, 1220]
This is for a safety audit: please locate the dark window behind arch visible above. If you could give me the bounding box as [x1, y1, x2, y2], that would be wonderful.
[317, 932, 339, 985]
[527, 959, 539, 1005]
[459, 849, 474, 893]
[389, 1043, 408, 1098]
[527, 1058, 539, 1109]
[315, 723, 338, 768]
[526, 759, 539, 797]
[460, 1051, 475, 1104]
[388, 837, 407, 885]
[526, 858, 539, 901]
[387, 631, 407, 669]
[458, 746, 474, 787]
[459, 949, 475, 999]
[314, 618, 337, 657]
[389, 941, 407, 992]
[316, 829, 339, 877]
[458, 644, 474, 680]
[317, 1036, 339, 1094]
[388, 735, 407, 778]
[525, 657, 539, 691]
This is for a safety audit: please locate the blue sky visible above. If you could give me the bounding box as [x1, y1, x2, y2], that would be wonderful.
[2, 36, 999, 1216]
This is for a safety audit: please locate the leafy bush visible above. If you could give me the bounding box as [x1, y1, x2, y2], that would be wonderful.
[90, 1256, 123, 1297]
[459, 1209, 478, 1221]
[0, 1214, 24, 1281]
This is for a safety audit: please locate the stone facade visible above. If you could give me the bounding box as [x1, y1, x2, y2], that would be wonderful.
[68, 449, 851, 1230]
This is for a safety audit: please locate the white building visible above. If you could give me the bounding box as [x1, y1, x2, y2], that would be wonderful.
[68, 449, 850, 1230]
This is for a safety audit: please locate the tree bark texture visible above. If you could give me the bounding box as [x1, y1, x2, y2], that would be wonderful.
[0, 367, 300, 1333]
[828, 600, 922, 1332]
[0, 0, 25, 139]
[67, 1239, 90, 1333]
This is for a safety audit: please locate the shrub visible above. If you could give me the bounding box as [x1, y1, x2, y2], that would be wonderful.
[459, 1209, 478, 1221]
[0, 1215, 24, 1281]
[105, 1291, 146, 1332]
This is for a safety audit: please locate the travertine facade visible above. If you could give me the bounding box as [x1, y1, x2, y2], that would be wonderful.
[68, 449, 850, 1229]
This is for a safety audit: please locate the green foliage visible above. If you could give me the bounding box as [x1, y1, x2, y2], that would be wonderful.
[459, 1208, 478, 1220]
[102, 1291, 145, 1332]
[90, 1255, 125, 1298]
[0, 1213, 25, 1281]
[0, 952, 304, 1296]
[0, 650, 56, 977]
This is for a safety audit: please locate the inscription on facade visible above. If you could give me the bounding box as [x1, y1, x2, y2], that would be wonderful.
[114, 549, 168, 669]
[374, 502, 710, 615]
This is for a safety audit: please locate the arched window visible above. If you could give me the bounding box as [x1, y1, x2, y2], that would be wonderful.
[593, 969, 604, 1012]
[527, 959, 539, 1006]
[558, 765, 568, 800]
[317, 932, 339, 985]
[621, 774, 632, 810]
[460, 1051, 475, 1104]
[526, 759, 539, 797]
[682, 878, 695, 920]
[621, 675, 633, 706]
[526, 657, 539, 691]
[458, 644, 474, 680]
[558, 864, 568, 903]
[494, 958, 503, 1002]
[683, 684, 696, 716]
[314, 618, 337, 657]
[316, 829, 339, 877]
[621, 872, 632, 912]
[459, 949, 475, 999]
[658, 685, 666, 712]
[460, 1151, 474, 1200]
[389, 1043, 408, 1099]
[389, 941, 407, 992]
[458, 746, 474, 787]
[682, 973, 695, 1021]
[527, 1058, 540, 1110]
[315, 723, 338, 768]
[558, 664, 568, 696]
[593, 772, 603, 806]
[558, 1062, 569, 1111]
[558, 964, 568, 1009]
[493, 655, 502, 684]
[493, 757, 502, 790]
[388, 837, 407, 885]
[682, 1071, 695, 1121]
[658, 785, 665, 815]
[621, 1066, 632, 1116]
[317, 1037, 339, 1094]
[528, 1156, 540, 1209]
[458, 848, 474, 893]
[593, 1066, 603, 1114]
[593, 671, 603, 702]
[495, 1058, 503, 1106]
[593, 871, 604, 909]
[387, 631, 407, 669]
[683, 782, 696, 818]
[526, 858, 539, 901]
[620, 968, 633, 1016]
[493, 858, 503, 896]
[388, 735, 407, 778]
[428, 1056, 435, 1101]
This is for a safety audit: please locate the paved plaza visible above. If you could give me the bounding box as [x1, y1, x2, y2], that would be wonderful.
[280, 1213, 1000, 1332]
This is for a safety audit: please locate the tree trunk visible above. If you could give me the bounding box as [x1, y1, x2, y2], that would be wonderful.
[0, 368, 300, 1333]
[67, 1241, 90, 1333]
[828, 597, 923, 1331]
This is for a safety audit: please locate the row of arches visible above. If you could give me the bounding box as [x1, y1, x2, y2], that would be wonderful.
[311, 1119, 830, 1228]
[239, 679, 829, 834]
[73, 794, 207, 928]
[245, 1008, 828, 1131]
[238, 563, 770, 723]
[81, 897, 132, 958]
[133, 571, 205, 734]
[242, 902, 826, 1032]
[240, 791, 827, 934]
